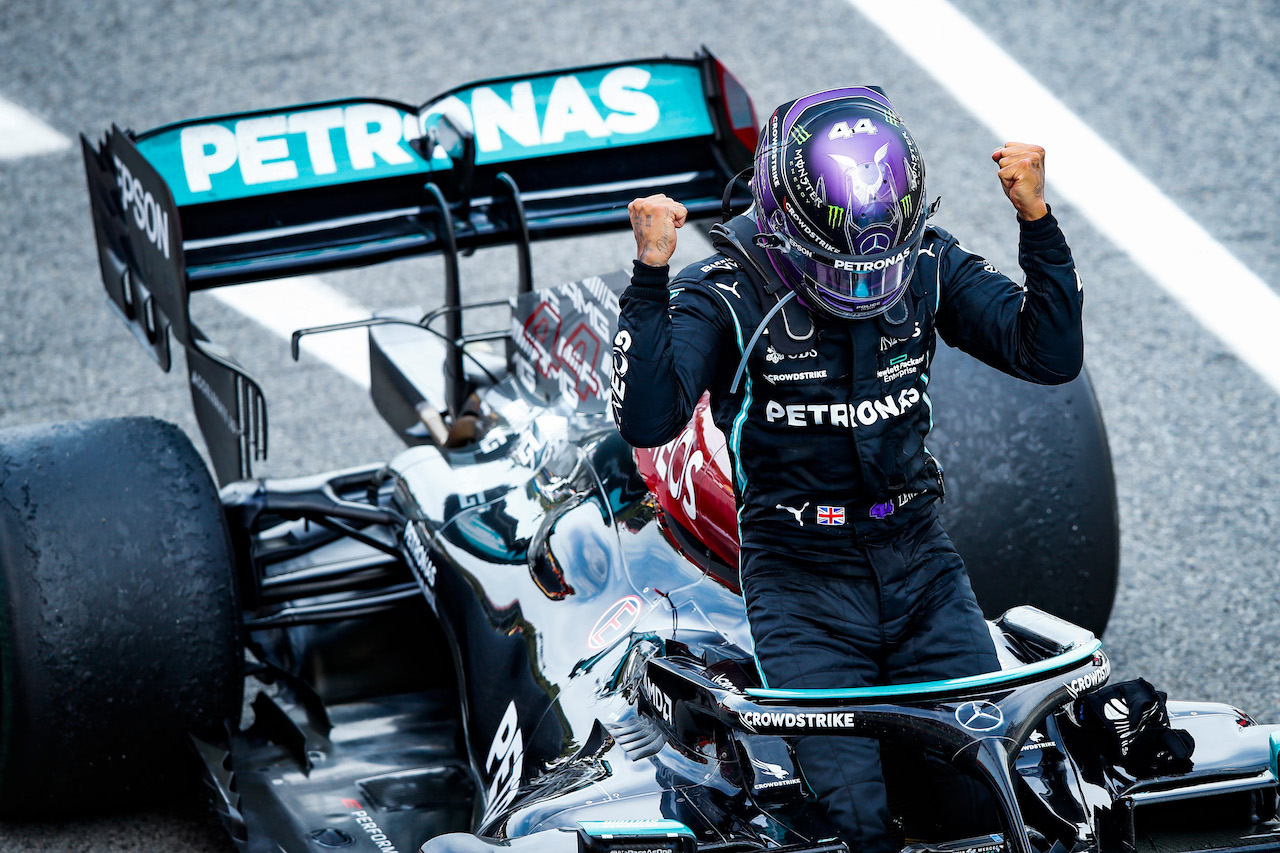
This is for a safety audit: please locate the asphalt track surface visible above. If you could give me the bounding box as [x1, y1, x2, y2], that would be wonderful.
[1, 1, 1278, 850]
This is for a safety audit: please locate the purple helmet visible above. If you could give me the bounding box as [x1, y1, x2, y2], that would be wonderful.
[750, 88, 927, 321]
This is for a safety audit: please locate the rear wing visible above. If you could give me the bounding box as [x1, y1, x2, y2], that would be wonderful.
[81, 51, 757, 484]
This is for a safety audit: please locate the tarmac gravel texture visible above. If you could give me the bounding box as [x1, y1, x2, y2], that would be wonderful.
[0, 1, 1277, 850]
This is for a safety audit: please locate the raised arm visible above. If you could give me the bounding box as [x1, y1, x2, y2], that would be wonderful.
[611, 195, 730, 447]
[935, 143, 1084, 385]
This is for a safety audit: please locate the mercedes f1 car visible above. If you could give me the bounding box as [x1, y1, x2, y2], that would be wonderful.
[2, 51, 1274, 853]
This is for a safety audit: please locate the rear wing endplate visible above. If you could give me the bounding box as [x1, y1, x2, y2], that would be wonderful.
[82, 127, 267, 485]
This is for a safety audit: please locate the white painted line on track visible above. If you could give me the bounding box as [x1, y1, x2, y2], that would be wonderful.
[0, 96, 71, 160]
[849, 0, 1280, 394]
[209, 277, 372, 389]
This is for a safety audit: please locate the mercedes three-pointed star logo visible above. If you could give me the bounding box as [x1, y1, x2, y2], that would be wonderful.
[955, 700, 1004, 732]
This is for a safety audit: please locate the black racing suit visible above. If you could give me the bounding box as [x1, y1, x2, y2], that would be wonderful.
[612, 210, 1083, 851]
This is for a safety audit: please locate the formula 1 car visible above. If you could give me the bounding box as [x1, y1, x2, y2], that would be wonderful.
[3, 51, 1273, 853]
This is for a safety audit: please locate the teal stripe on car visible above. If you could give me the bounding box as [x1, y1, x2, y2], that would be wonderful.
[1270, 730, 1280, 781]
[746, 639, 1102, 700]
[579, 820, 695, 838]
[137, 62, 712, 207]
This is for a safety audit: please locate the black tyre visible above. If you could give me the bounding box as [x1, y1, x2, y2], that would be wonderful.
[0, 417, 241, 816]
[928, 347, 1120, 636]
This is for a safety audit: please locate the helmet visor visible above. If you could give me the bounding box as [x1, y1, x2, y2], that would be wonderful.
[774, 210, 927, 319]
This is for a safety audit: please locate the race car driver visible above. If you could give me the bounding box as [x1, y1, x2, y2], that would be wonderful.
[611, 87, 1083, 851]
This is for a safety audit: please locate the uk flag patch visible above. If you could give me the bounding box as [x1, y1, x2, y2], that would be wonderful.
[816, 505, 845, 525]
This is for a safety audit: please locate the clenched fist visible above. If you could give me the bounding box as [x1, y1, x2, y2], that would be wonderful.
[629, 194, 688, 267]
[992, 142, 1048, 221]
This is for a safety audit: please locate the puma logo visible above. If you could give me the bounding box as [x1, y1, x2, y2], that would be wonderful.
[716, 280, 743, 298]
[775, 502, 809, 525]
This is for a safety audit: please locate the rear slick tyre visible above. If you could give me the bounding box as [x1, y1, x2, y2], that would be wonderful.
[0, 417, 241, 816]
[928, 347, 1119, 636]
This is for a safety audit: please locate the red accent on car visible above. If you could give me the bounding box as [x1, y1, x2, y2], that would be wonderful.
[712, 57, 759, 155]
[636, 393, 741, 573]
